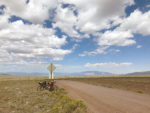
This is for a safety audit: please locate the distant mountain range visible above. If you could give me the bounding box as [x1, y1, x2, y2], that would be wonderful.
[1, 71, 113, 76]
[55, 71, 114, 76]
[1, 71, 150, 76]
[126, 71, 150, 75]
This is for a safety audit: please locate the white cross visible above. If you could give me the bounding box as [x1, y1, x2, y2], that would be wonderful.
[47, 63, 56, 79]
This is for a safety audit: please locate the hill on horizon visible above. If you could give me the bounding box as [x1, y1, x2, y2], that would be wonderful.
[55, 71, 114, 76]
[1, 70, 150, 76]
[126, 71, 150, 76]
[0, 71, 114, 76]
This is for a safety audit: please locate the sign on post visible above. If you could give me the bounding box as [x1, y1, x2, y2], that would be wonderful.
[47, 63, 56, 79]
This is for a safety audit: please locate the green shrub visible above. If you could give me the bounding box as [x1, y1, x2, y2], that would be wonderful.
[51, 95, 87, 113]
[137, 90, 143, 94]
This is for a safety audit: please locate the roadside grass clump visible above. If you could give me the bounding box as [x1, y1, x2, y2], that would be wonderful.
[107, 85, 113, 88]
[0, 78, 87, 113]
[51, 95, 87, 113]
[137, 90, 143, 94]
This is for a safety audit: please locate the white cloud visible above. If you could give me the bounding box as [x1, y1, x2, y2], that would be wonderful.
[0, 13, 72, 64]
[96, 9, 150, 48]
[118, 10, 150, 35]
[136, 45, 142, 48]
[98, 9, 150, 48]
[98, 30, 136, 46]
[63, 0, 134, 34]
[0, 0, 149, 67]
[81, 9, 150, 56]
[79, 46, 108, 56]
[0, 0, 57, 23]
[85, 62, 132, 68]
[79, 29, 135, 56]
[53, 5, 79, 38]
[0, 13, 9, 29]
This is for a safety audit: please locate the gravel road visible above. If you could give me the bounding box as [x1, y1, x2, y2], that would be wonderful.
[57, 80, 150, 113]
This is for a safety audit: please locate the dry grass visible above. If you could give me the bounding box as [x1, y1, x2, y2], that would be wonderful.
[0, 75, 87, 113]
[59, 76, 150, 95]
[0, 74, 47, 81]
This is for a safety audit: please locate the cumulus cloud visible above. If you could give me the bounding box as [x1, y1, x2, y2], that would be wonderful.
[0, 0, 57, 23]
[0, 13, 72, 64]
[63, 0, 134, 34]
[35, 0, 135, 39]
[53, 4, 79, 38]
[80, 9, 150, 56]
[97, 9, 150, 47]
[98, 30, 136, 46]
[85, 62, 132, 68]
[0, 13, 9, 29]
[0, 0, 150, 65]
[118, 10, 150, 35]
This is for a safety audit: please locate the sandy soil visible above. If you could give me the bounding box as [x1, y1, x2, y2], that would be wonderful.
[57, 80, 150, 113]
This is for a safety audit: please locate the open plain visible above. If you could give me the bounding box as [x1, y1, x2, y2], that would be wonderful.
[0, 75, 86, 113]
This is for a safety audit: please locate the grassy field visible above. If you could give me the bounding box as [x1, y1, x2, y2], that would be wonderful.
[0, 74, 48, 81]
[0, 75, 87, 113]
[59, 76, 150, 95]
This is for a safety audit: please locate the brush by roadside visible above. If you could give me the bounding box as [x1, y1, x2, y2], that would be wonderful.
[0, 77, 87, 113]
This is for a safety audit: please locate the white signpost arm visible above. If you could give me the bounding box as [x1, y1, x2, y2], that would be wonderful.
[47, 63, 56, 80]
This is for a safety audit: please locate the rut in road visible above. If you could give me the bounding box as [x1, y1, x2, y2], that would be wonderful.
[57, 80, 150, 113]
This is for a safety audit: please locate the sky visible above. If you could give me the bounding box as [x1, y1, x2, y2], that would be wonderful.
[0, 0, 150, 74]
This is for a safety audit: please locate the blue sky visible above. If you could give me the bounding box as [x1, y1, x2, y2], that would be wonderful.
[0, 0, 150, 74]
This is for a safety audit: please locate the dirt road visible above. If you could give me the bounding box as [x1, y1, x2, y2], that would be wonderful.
[57, 80, 150, 113]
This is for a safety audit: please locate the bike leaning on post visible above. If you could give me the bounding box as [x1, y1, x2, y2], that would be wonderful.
[37, 63, 57, 91]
